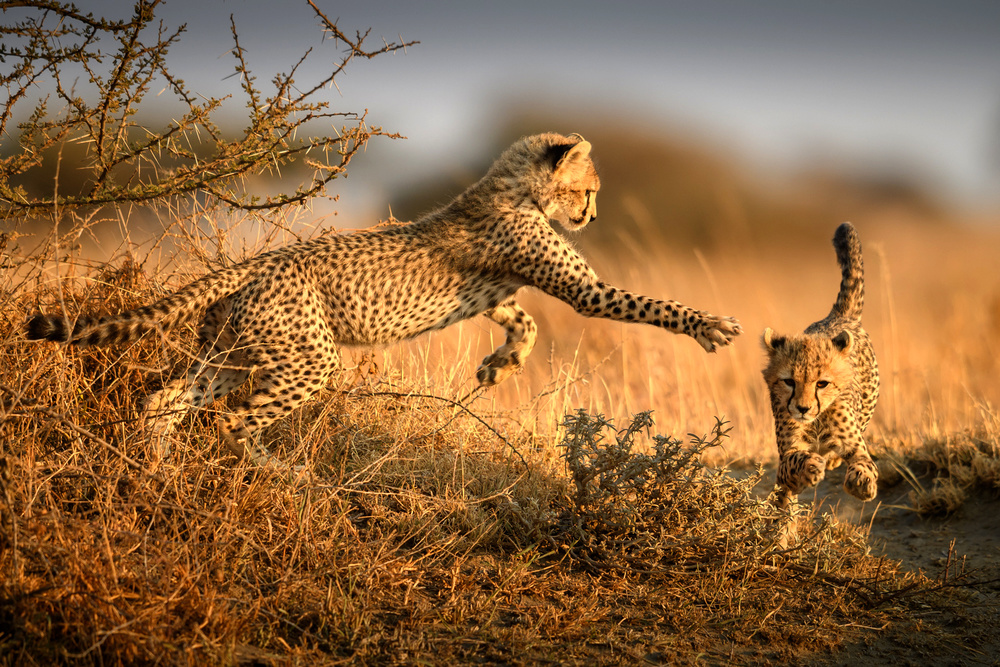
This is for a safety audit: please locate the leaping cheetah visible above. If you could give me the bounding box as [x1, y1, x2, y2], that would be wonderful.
[27, 133, 742, 465]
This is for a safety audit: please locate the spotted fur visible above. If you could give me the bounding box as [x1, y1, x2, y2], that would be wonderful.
[27, 133, 742, 466]
[762, 222, 879, 507]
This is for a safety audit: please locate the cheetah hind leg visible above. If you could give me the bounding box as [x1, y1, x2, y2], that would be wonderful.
[142, 356, 250, 459]
[220, 399, 305, 471]
[142, 379, 192, 458]
[476, 298, 538, 386]
[142, 301, 250, 460]
[218, 348, 339, 471]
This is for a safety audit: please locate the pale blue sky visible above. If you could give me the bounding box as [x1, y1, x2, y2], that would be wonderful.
[12, 1, 1000, 215]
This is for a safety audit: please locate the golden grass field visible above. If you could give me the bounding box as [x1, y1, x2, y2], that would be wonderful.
[2, 129, 1000, 664]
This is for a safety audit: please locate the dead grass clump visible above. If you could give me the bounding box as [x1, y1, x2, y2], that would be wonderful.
[911, 478, 969, 516]
[889, 415, 1000, 516]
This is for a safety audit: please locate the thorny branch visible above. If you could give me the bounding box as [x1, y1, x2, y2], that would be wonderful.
[0, 0, 418, 220]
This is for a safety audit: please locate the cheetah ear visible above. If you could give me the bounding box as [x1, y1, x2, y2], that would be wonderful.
[567, 139, 591, 156]
[552, 140, 592, 181]
[831, 330, 854, 353]
[762, 327, 785, 353]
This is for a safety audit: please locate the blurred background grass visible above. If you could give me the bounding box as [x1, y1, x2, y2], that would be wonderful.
[7, 110, 999, 464]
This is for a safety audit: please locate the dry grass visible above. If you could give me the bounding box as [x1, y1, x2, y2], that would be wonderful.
[1, 202, 997, 664]
[878, 411, 1000, 516]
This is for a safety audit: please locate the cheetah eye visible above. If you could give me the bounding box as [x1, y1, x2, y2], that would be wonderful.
[816, 380, 830, 389]
[781, 378, 795, 388]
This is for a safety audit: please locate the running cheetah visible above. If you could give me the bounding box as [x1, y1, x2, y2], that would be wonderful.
[27, 132, 742, 466]
[762, 222, 879, 508]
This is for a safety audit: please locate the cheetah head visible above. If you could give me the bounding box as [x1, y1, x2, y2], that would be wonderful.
[761, 328, 855, 424]
[538, 135, 601, 231]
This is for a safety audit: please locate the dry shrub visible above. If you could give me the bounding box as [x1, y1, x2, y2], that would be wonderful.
[894, 418, 1000, 516]
[545, 412, 954, 649]
[911, 478, 969, 516]
[558, 411, 773, 568]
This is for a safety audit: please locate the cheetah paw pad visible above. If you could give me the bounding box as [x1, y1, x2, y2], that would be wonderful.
[697, 316, 742, 352]
[844, 460, 878, 501]
[476, 350, 522, 386]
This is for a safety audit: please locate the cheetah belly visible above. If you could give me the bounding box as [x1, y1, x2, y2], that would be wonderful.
[322, 269, 520, 346]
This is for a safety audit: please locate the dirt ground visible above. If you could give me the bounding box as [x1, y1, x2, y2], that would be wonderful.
[798, 470, 1000, 666]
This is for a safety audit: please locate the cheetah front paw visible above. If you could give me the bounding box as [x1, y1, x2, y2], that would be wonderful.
[476, 348, 523, 386]
[843, 458, 878, 501]
[694, 315, 742, 353]
[778, 450, 827, 496]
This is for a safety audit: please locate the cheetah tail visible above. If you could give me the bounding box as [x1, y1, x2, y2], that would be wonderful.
[828, 222, 865, 322]
[25, 263, 256, 347]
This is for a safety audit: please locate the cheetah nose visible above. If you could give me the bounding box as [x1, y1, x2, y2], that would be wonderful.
[796, 405, 810, 415]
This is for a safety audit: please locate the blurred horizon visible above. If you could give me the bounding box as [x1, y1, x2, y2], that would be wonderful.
[4, 0, 1000, 225]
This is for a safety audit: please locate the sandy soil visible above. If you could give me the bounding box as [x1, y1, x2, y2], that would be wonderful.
[799, 470, 1000, 666]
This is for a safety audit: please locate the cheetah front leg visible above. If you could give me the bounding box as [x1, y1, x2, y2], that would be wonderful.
[509, 225, 740, 351]
[776, 448, 828, 499]
[771, 418, 826, 509]
[572, 282, 741, 352]
[527, 263, 740, 351]
[793, 402, 879, 502]
[826, 415, 878, 501]
[843, 451, 878, 501]
[476, 297, 538, 386]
